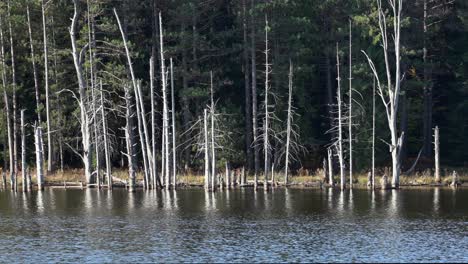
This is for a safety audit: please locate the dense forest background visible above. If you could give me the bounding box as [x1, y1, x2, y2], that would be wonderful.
[0, 0, 467, 177]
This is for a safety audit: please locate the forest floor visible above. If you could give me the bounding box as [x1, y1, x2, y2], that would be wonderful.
[16, 167, 466, 189]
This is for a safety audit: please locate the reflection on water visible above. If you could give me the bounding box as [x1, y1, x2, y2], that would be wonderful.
[0, 188, 467, 262]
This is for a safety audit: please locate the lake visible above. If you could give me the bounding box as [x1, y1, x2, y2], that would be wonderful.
[0, 188, 467, 262]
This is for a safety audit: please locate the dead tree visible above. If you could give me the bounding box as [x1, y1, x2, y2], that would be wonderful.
[348, 20, 353, 188]
[284, 62, 293, 185]
[434, 126, 440, 183]
[251, 0, 260, 176]
[100, 81, 112, 189]
[328, 148, 333, 186]
[27, 6, 41, 125]
[21, 110, 26, 192]
[372, 78, 376, 189]
[7, 0, 17, 190]
[42, 0, 53, 173]
[204, 109, 210, 190]
[210, 71, 216, 191]
[35, 126, 44, 190]
[0, 15, 13, 191]
[336, 43, 345, 190]
[150, 56, 157, 189]
[159, 12, 170, 190]
[363, 0, 405, 188]
[171, 58, 177, 188]
[123, 83, 137, 192]
[263, 16, 271, 192]
[115, 9, 155, 189]
[70, 0, 92, 184]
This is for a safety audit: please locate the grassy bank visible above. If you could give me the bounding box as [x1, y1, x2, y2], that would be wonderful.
[8, 167, 464, 188]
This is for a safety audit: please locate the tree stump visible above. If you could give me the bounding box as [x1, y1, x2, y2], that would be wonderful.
[381, 174, 390, 190]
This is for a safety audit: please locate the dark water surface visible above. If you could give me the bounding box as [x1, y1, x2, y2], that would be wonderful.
[0, 188, 467, 262]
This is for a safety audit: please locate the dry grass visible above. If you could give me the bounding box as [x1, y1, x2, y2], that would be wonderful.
[2, 167, 466, 188]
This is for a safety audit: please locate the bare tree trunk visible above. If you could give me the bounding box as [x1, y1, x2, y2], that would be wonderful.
[0, 16, 14, 191]
[348, 20, 353, 188]
[88, 0, 100, 188]
[372, 78, 376, 189]
[434, 126, 440, 183]
[35, 126, 44, 190]
[251, 0, 260, 176]
[124, 84, 137, 192]
[263, 16, 270, 192]
[114, 8, 155, 189]
[70, 0, 93, 184]
[284, 61, 293, 185]
[150, 56, 156, 189]
[27, 6, 41, 125]
[21, 110, 26, 192]
[210, 72, 216, 191]
[100, 81, 112, 189]
[171, 58, 177, 189]
[204, 109, 210, 190]
[336, 43, 345, 191]
[7, 0, 17, 190]
[363, 0, 404, 188]
[242, 0, 253, 171]
[159, 13, 170, 190]
[42, 0, 53, 173]
[225, 162, 230, 189]
[328, 148, 333, 186]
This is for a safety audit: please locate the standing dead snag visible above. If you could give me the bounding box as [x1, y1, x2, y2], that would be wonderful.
[204, 109, 210, 190]
[150, 56, 157, 189]
[159, 12, 170, 190]
[263, 16, 271, 192]
[42, 0, 53, 173]
[115, 8, 155, 189]
[123, 84, 137, 192]
[372, 78, 376, 189]
[35, 126, 44, 190]
[336, 43, 345, 190]
[21, 110, 26, 192]
[100, 81, 112, 189]
[70, 0, 92, 184]
[284, 62, 293, 185]
[348, 20, 353, 188]
[26, 6, 41, 125]
[171, 58, 177, 189]
[0, 15, 14, 191]
[363, 0, 405, 188]
[434, 126, 440, 183]
[210, 71, 216, 191]
[328, 148, 333, 186]
[7, 0, 17, 190]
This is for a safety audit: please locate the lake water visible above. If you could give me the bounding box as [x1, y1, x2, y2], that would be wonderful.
[0, 187, 467, 262]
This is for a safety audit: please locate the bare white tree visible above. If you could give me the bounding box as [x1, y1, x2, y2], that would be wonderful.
[0, 15, 14, 191]
[434, 126, 440, 183]
[20, 110, 26, 192]
[70, 0, 92, 184]
[362, 0, 405, 188]
[35, 126, 44, 190]
[42, 0, 53, 173]
[100, 81, 112, 189]
[171, 58, 177, 189]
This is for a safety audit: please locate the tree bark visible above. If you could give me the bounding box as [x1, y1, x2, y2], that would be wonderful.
[159, 13, 170, 190]
[348, 20, 353, 188]
[100, 81, 112, 189]
[204, 108, 210, 190]
[124, 85, 137, 192]
[263, 16, 270, 192]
